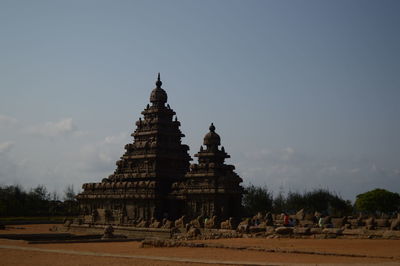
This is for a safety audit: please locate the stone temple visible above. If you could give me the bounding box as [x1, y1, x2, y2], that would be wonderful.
[76, 74, 243, 225]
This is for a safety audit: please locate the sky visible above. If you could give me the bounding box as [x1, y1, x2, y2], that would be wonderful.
[0, 0, 399, 201]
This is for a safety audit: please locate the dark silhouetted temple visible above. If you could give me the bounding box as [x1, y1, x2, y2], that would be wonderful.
[77, 74, 243, 225]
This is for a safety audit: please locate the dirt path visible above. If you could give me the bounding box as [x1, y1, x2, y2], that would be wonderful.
[1, 224, 400, 265]
[0, 244, 279, 266]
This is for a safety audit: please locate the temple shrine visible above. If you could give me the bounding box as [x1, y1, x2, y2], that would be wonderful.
[76, 74, 243, 225]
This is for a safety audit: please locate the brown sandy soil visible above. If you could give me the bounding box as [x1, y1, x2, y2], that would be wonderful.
[0, 249, 209, 266]
[0, 224, 63, 235]
[195, 237, 400, 259]
[1, 224, 400, 265]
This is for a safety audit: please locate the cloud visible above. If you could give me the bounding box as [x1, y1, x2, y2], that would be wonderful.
[243, 147, 301, 165]
[26, 118, 82, 137]
[0, 129, 130, 197]
[104, 132, 129, 144]
[0, 141, 15, 154]
[78, 132, 130, 174]
[237, 147, 400, 200]
[281, 147, 295, 160]
[349, 168, 360, 173]
[0, 114, 18, 128]
[0, 142, 21, 186]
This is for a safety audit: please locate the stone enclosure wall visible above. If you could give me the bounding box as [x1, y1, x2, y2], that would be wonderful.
[68, 210, 400, 240]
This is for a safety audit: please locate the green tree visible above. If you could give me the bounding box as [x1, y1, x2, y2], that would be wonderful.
[242, 185, 273, 216]
[63, 185, 78, 216]
[31, 185, 50, 201]
[27, 185, 50, 216]
[63, 185, 76, 201]
[0, 185, 27, 216]
[355, 188, 400, 214]
[274, 189, 352, 216]
[0, 184, 80, 217]
[272, 192, 286, 213]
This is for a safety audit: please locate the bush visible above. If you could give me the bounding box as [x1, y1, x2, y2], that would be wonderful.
[355, 188, 400, 214]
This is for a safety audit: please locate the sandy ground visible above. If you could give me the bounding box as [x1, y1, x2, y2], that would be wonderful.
[1, 224, 400, 266]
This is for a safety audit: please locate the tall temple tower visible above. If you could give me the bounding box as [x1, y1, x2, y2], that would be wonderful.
[77, 74, 192, 221]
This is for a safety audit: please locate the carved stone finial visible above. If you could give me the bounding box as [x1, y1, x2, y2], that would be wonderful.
[150, 73, 167, 105]
[209, 123, 215, 132]
[156, 73, 162, 88]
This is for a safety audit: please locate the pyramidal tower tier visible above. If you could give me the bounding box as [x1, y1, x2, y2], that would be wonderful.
[110, 73, 191, 182]
[77, 74, 192, 221]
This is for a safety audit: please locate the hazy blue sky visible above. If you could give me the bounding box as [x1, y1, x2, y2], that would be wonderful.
[1, 0, 399, 200]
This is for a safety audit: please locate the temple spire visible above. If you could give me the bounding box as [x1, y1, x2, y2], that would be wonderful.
[209, 123, 215, 132]
[156, 73, 162, 88]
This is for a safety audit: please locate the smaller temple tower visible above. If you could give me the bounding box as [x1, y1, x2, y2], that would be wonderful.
[172, 123, 243, 220]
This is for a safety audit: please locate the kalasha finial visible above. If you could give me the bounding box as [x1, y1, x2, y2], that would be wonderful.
[156, 73, 162, 88]
[209, 123, 215, 132]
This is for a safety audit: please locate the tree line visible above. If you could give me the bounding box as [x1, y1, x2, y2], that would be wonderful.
[243, 185, 400, 217]
[1, 184, 399, 218]
[0, 185, 78, 217]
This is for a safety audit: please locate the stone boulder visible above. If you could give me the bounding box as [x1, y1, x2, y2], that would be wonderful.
[76, 218, 84, 225]
[187, 227, 201, 238]
[256, 221, 267, 229]
[101, 225, 114, 239]
[365, 217, 376, 230]
[310, 228, 323, 234]
[294, 227, 311, 235]
[390, 216, 400, 231]
[296, 209, 305, 221]
[64, 219, 72, 227]
[304, 213, 315, 222]
[265, 212, 274, 226]
[321, 216, 331, 227]
[323, 228, 343, 235]
[383, 230, 400, 239]
[252, 212, 264, 225]
[331, 217, 347, 228]
[299, 220, 314, 227]
[275, 226, 294, 235]
[376, 218, 389, 228]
